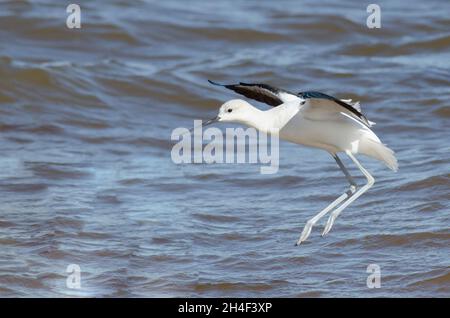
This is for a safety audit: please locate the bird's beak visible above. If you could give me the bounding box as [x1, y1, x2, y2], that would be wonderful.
[203, 116, 220, 127]
[189, 116, 220, 133]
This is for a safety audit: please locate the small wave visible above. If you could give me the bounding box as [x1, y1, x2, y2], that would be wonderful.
[168, 25, 288, 43]
[193, 281, 275, 293]
[0, 124, 20, 132]
[151, 237, 173, 245]
[402, 34, 450, 51]
[407, 269, 450, 292]
[0, 274, 45, 290]
[290, 290, 324, 297]
[359, 231, 449, 248]
[6, 137, 33, 144]
[223, 175, 306, 188]
[26, 162, 92, 180]
[0, 92, 15, 103]
[329, 229, 450, 250]
[91, 249, 130, 258]
[433, 106, 450, 117]
[8, 67, 54, 87]
[61, 118, 110, 130]
[77, 231, 112, 239]
[189, 173, 222, 181]
[1, 13, 140, 45]
[398, 174, 449, 191]
[79, 136, 116, 144]
[0, 220, 16, 228]
[415, 202, 447, 213]
[279, 14, 362, 37]
[0, 183, 48, 193]
[218, 232, 250, 241]
[96, 194, 122, 205]
[118, 178, 146, 186]
[25, 124, 65, 135]
[0, 238, 18, 245]
[126, 137, 173, 150]
[91, 26, 140, 45]
[339, 35, 450, 56]
[192, 212, 241, 223]
[48, 216, 84, 230]
[37, 247, 73, 260]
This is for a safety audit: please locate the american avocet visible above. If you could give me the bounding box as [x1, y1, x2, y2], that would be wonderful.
[201, 80, 398, 245]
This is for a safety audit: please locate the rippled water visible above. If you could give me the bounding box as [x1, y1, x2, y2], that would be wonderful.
[0, 0, 449, 297]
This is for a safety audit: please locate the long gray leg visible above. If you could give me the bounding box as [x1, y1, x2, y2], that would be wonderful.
[322, 151, 375, 236]
[296, 153, 357, 245]
[334, 155, 357, 192]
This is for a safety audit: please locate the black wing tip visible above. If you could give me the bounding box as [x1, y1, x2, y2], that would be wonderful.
[209, 80, 264, 89]
[208, 79, 225, 86]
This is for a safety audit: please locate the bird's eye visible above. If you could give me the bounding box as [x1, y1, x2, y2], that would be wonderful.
[227, 109, 232, 113]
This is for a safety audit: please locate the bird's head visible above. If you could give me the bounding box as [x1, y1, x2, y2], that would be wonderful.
[200, 99, 253, 129]
[217, 99, 253, 123]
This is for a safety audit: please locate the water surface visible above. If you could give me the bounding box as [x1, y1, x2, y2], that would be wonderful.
[0, 0, 449, 297]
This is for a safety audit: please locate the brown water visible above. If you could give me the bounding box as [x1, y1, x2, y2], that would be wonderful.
[0, 0, 449, 297]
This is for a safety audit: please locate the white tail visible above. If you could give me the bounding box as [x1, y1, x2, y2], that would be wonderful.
[360, 137, 398, 171]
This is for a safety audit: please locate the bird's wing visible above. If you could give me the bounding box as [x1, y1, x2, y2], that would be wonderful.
[298, 91, 373, 127]
[340, 99, 361, 112]
[208, 80, 300, 107]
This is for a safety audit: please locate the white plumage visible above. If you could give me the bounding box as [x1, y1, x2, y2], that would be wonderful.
[202, 80, 398, 244]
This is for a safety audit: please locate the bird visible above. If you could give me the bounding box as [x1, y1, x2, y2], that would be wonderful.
[199, 80, 398, 245]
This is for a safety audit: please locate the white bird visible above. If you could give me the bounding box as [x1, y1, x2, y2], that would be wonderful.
[201, 80, 398, 245]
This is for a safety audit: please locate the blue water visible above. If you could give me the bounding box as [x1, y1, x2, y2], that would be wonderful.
[0, 0, 449, 297]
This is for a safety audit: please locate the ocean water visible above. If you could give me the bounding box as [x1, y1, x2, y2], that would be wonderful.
[0, 0, 449, 297]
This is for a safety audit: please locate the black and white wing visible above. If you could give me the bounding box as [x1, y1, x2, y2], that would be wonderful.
[208, 80, 300, 107]
[298, 91, 374, 127]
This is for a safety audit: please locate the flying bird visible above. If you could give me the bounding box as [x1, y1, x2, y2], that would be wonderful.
[201, 80, 398, 245]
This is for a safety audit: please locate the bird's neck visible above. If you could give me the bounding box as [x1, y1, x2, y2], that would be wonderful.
[239, 106, 276, 134]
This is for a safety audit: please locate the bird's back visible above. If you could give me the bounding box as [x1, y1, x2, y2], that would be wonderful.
[278, 105, 398, 171]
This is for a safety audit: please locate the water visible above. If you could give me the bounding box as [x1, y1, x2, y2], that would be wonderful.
[0, 0, 449, 297]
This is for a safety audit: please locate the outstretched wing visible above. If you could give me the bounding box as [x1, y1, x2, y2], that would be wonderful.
[299, 91, 373, 127]
[208, 80, 300, 107]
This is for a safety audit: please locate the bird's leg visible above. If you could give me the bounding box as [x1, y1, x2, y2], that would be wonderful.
[322, 151, 375, 237]
[334, 154, 358, 194]
[296, 154, 357, 245]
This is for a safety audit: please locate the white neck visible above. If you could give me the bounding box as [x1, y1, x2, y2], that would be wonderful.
[239, 106, 275, 133]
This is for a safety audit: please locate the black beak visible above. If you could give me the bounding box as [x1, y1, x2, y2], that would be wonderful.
[189, 116, 219, 133]
[203, 116, 220, 127]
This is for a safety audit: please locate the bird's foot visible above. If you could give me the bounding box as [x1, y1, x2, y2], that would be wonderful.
[295, 221, 314, 245]
[322, 214, 337, 237]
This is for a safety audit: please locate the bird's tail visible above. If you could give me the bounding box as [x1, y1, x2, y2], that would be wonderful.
[360, 137, 398, 171]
